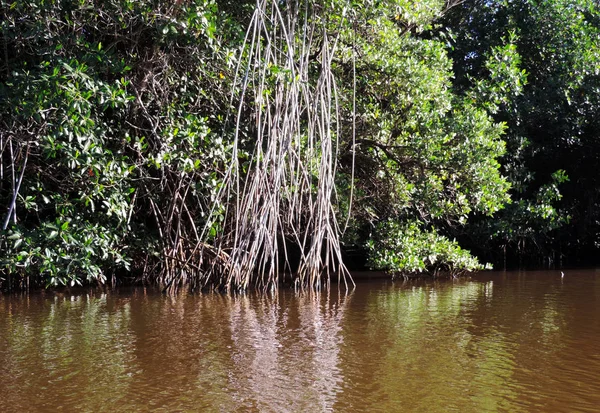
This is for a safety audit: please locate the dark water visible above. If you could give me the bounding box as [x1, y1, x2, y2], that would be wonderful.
[1, 270, 600, 412]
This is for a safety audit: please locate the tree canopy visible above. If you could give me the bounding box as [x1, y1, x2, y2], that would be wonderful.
[441, 0, 600, 266]
[1, 0, 598, 291]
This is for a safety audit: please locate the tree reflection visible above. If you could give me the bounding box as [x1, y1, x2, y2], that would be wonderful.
[225, 290, 351, 412]
[335, 280, 523, 412]
[1, 274, 598, 413]
[0, 292, 135, 411]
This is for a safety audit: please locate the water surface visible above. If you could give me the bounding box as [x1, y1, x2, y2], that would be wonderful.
[1, 269, 599, 412]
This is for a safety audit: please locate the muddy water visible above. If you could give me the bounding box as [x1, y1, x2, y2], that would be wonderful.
[1, 269, 599, 412]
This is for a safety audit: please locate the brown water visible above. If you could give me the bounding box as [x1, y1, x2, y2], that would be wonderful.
[1, 269, 599, 412]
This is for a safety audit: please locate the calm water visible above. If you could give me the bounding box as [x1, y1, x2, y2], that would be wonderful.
[1, 269, 600, 412]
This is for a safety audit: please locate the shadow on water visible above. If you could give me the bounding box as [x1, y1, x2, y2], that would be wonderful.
[0, 270, 599, 412]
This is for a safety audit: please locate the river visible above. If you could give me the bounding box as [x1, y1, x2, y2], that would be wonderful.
[1, 269, 599, 412]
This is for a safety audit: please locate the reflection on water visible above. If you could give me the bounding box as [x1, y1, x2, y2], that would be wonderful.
[1, 270, 600, 412]
[334, 281, 522, 412]
[0, 293, 136, 411]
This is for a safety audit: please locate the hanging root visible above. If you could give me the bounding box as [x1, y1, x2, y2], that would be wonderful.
[162, 0, 355, 292]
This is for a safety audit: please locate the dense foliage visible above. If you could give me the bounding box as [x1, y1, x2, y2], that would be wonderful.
[332, 0, 519, 275]
[0, 0, 241, 288]
[441, 0, 600, 266]
[1, 0, 598, 290]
